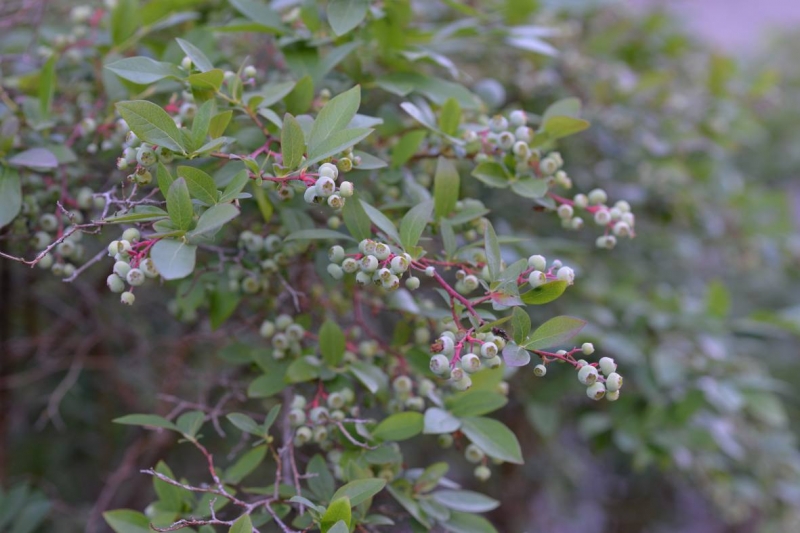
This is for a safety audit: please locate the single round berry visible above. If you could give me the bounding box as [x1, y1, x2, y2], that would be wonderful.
[474, 465, 491, 481]
[485, 355, 502, 368]
[405, 276, 420, 290]
[360, 255, 379, 272]
[315, 176, 336, 197]
[573, 194, 589, 208]
[39, 213, 57, 232]
[533, 364, 547, 377]
[243, 65, 257, 78]
[382, 274, 400, 291]
[327, 263, 344, 280]
[578, 365, 599, 385]
[288, 409, 306, 426]
[327, 194, 344, 209]
[140, 258, 158, 278]
[480, 342, 498, 358]
[438, 434, 454, 448]
[509, 110, 527, 127]
[583, 343, 596, 356]
[556, 266, 575, 284]
[598, 356, 616, 376]
[606, 390, 620, 401]
[309, 406, 329, 425]
[259, 320, 276, 338]
[465, 443, 485, 463]
[461, 353, 482, 373]
[528, 270, 546, 288]
[586, 382, 606, 401]
[181, 56, 192, 70]
[286, 323, 305, 341]
[588, 188, 608, 205]
[390, 255, 409, 274]
[355, 271, 371, 286]
[425, 266, 436, 277]
[452, 375, 472, 391]
[120, 291, 135, 305]
[339, 181, 354, 197]
[463, 275, 479, 292]
[113, 260, 131, 278]
[136, 146, 156, 167]
[294, 426, 312, 445]
[429, 353, 450, 375]
[440, 336, 455, 356]
[392, 375, 413, 393]
[527, 254, 547, 271]
[328, 245, 345, 263]
[121, 228, 140, 243]
[272, 333, 289, 350]
[107, 274, 125, 293]
[337, 157, 352, 172]
[342, 257, 358, 273]
[327, 392, 345, 409]
[303, 187, 320, 204]
[557, 204, 574, 220]
[374, 243, 391, 261]
[126, 268, 145, 286]
[318, 162, 338, 180]
[605, 372, 623, 392]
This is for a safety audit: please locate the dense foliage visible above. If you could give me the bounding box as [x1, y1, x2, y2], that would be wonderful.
[1, 1, 799, 532]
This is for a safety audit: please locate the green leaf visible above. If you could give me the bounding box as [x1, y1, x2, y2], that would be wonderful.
[542, 97, 582, 122]
[309, 85, 361, 149]
[187, 69, 225, 93]
[153, 461, 184, 511]
[390, 130, 427, 169]
[229, 0, 285, 32]
[342, 192, 372, 242]
[226, 413, 260, 434]
[319, 320, 346, 367]
[307, 455, 336, 501]
[400, 101, 439, 131]
[360, 199, 401, 245]
[228, 514, 252, 533]
[433, 157, 459, 219]
[8, 148, 58, 170]
[116, 101, 187, 153]
[225, 444, 267, 484]
[113, 414, 178, 431]
[156, 162, 175, 198]
[263, 403, 282, 432]
[285, 75, 314, 115]
[177, 166, 219, 205]
[191, 100, 215, 151]
[372, 412, 423, 441]
[321, 498, 351, 533]
[166, 178, 194, 230]
[400, 200, 433, 250]
[209, 111, 233, 139]
[176, 410, 204, 439]
[284, 229, 356, 242]
[511, 307, 530, 344]
[110, 0, 141, 47]
[327, 521, 349, 533]
[306, 128, 372, 167]
[459, 416, 523, 464]
[446, 390, 508, 417]
[248, 367, 288, 398]
[510, 178, 547, 199]
[523, 316, 587, 350]
[281, 114, 306, 170]
[441, 220, 456, 258]
[520, 280, 568, 305]
[423, 407, 461, 434]
[438, 97, 461, 136]
[331, 478, 386, 507]
[103, 510, 150, 533]
[484, 221, 501, 280]
[150, 239, 197, 280]
[105, 57, 182, 84]
[706, 279, 731, 319]
[327, 0, 368, 36]
[442, 510, 499, 533]
[0, 167, 22, 228]
[541, 115, 590, 141]
[386, 483, 430, 528]
[102, 206, 169, 224]
[189, 203, 239, 239]
[471, 161, 510, 188]
[433, 490, 499, 513]
[176, 38, 213, 72]
[219, 169, 250, 203]
[501, 342, 530, 367]
[285, 357, 321, 383]
[350, 361, 387, 394]
[39, 54, 56, 116]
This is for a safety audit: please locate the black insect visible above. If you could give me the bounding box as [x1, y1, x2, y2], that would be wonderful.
[491, 327, 510, 341]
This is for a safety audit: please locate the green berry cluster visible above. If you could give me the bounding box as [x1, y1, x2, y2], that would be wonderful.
[258, 314, 307, 360]
[302, 162, 355, 209]
[326, 239, 420, 292]
[104, 228, 159, 305]
[576, 347, 623, 401]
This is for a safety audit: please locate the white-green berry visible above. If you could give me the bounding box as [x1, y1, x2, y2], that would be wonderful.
[583, 342, 596, 355]
[605, 372, 623, 392]
[315, 176, 336, 197]
[465, 443, 485, 463]
[243, 65, 257, 78]
[327, 194, 344, 209]
[440, 336, 455, 355]
[606, 390, 620, 401]
[328, 245, 345, 263]
[429, 353, 450, 375]
[425, 266, 436, 277]
[126, 268, 145, 286]
[556, 266, 575, 284]
[586, 382, 606, 400]
[392, 375, 413, 393]
[121, 228, 140, 243]
[318, 162, 338, 180]
[342, 257, 358, 273]
[557, 204, 574, 219]
[577, 364, 599, 385]
[327, 263, 344, 280]
[480, 342, 498, 358]
[405, 276, 420, 290]
[390, 255, 409, 274]
[474, 465, 491, 481]
[598, 356, 616, 375]
[107, 274, 125, 293]
[286, 323, 305, 341]
[120, 291, 135, 305]
[527, 255, 546, 271]
[461, 353, 482, 373]
[113, 260, 131, 278]
[339, 181, 354, 197]
[533, 364, 547, 377]
[528, 270, 546, 288]
[374, 243, 391, 261]
[594, 209, 611, 226]
[259, 320, 276, 338]
[360, 255, 379, 272]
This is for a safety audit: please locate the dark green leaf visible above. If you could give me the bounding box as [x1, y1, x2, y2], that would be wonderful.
[372, 412, 423, 441]
[309, 85, 361, 149]
[209, 110, 233, 138]
[511, 307, 531, 344]
[306, 128, 372, 167]
[327, 0, 369, 36]
[189, 203, 239, 239]
[219, 169, 250, 203]
[360, 199, 401, 245]
[442, 510, 499, 533]
[177, 166, 219, 205]
[166, 178, 194, 230]
[471, 161, 510, 188]
[176, 410, 204, 439]
[390, 130, 426, 169]
[229, 0, 285, 32]
[342, 192, 372, 242]
[113, 414, 178, 431]
[307, 455, 336, 501]
[103, 510, 150, 533]
[226, 413, 259, 434]
[224, 445, 267, 484]
[228, 514, 252, 533]
[331, 478, 386, 507]
[446, 391, 508, 417]
[484, 221, 501, 280]
[116, 101, 187, 153]
[434, 157, 459, 219]
[39, 54, 56, 116]
[176, 38, 214, 72]
[0, 167, 22, 228]
[400, 200, 433, 250]
[319, 320, 346, 367]
[156, 161, 175, 198]
[281, 114, 306, 170]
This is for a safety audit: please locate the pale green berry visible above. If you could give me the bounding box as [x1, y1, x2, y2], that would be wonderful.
[528, 270, 546, 288]
[606, 390, 620, 401]
[390, 255, 409, 274]
[294, 426, 312, 445]
[452, 375, 472, 391]
[337, 157, 352, 172]
[509, 110, 527, 127]
[291, 395, 307, 409]
[241, 276, 260, 293]
[573, 194, 589, 208]
[243, 65, 257, 78]
[276, 314, 293, 330]
[425, 266, 435, 277]
[360, 255, 378, 272]
[404, 276, 420, 290]
[355, 271, 371, 286]
[140, 258, 158, 278]
[57, 240, 76, 258]
[406, 397, 425, 411]
[599, 357, 616, 377]
[374, 243, 391, 260]
[440, 336, 455, 356]
[498, 131, 515, 150]
[594, 209, 611, 226]
[418, 378, 435, 396]
[327, 216, 341, 229]
[362, 239, 377, 255]
[578, 365, 599, 385]
[621, 212, 635, 226]
[107, 274, 125, 293]
[40, 213, 57, 231]
[393, 375, 413, 393]
[440, 331, 456, 341]
[465, 443, 485, 463]
[181, 56, 192, 70]
[571, 217, 584, 230]
[328, 245, 345, 263]
[330, 409, 346, 421]
[534, 364, 547, 377]
[327, 194, 344, 209]
[377, 267, 392, 281]
[557, 204, 574, 219]
[485, 355, 502, 368]
[609, 207, 622, 221]
[438, 434, 454, 448]
[596, 235, 617, 249]
[488, 114, 509, 132]
[272, 333, 289, 350]
[289, 409, 306, 426]
[136, 146, 156, 167]
[588, 188, 607, 205]
[461, 353, 482, 373]
[613, 222, 632, 237]
[120, 291, 135, 305]
[112, 260, 132, 279]
[586, 382, 606, 400]
[474, 465, 491, 481]
[605, 372, 623, 392]
[38, 253, 54, 269]
[556, 266, 575, 284]
[429, 354, 450, 375]
[527, 254, 547, 271]
[540, 157, 558, 175]
[463, 275, 479, 292]
[126, 268, 145, 286]
[318, 162, 338, 180]
[583, 343, 597, 356]
[339, 181, 354, 197]
[327, 263, 344, 280]
[309, 406, 329, 424]
[286, 323, 305, 341]
[315, 176, 336, 197]
[304, 187, 320, 204]
[480, 342, 498, 358]
[382, 274, 400, 291]
[327, 392, 345, 409]
[259, 320, 276, 338]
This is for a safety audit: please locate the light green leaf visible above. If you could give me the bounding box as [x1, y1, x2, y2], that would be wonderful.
[306, 128, 372, 167]
[523, 315, 587, 350]
[542, 97, 582, 122]
[166, 178, 194, 230]
[511, 307, 531, 344]
[446, 390, 508, 417]
[105, 57, 182, 84]
[331, 478, 386, 507]
[189, 204, 239, 239]
[309, 85, 361, 149]
[103, 510, 150, 533]
[400, 101, 438, 131]
[176, 38, 213, 72]
[321, 498, 351, 533]
[372, 412, 423, 441]
[110, 0, 141, 46]
[342, 192, 372, 242]
[224, 444, 267, 484]
[219, 169, 250, 203]
[442, 510, 499, 533]
[501, 342, 530, 367]
[228, 514, 252, 533]
[484, 221, 501, 280]
[471, 161, 510, 188]
[8, 148, 58, 170]
[423, 407, 461, 434]
[438, 97, 461, 136]
[229, 0, 285, 32]
[307, 455, 336, 501]
[281, 114, 306, 170]
[400, 199, 433, 250]
[433, 490, 499, 513]
[284, 229, 356, 242]
[350, 361, 387, 394]
[177, 166, 219, 205]
[360, 199, 401, 245]
[541, 115, 590, 140]
[459, 416, 523, 464]
[327, 521, 349, 533]
[116, 101, 187, 153]
[150, 239, 197, 280]
[386, 483, 430, 528]
[285, 75, 314, 114]
[510, 178, 548, 199]
[176, 410, 204, 438]
[209, 110, 233, 139]
[112, 414, 179, 431]
[327, 0, 368, 36]
[285, 357, 321, 383]
[390, 130, 427, 169]
[319, 320, 346, 367]
[520, 280, 568, 305]
[39, 54, 56, 116]
[156, 161, 175, 199]
[186, 69, 225, 92]
[226, 413, 260, 434]
[191, 100, 215, 151]
[153, 461, 184, 511]
[706, 279, 731, 319]
[433, 156, 459, 219]
[102, 206, 169, 224]
[0, 167, 22, 228]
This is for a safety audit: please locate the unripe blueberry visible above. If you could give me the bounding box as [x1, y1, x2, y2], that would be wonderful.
[265, 235, 283, 253]
[512, 141, 530, 159]
[425, 266, 436, 277]
[596, 235, 617, 249]
[573, 193, 589, 209]
[586, 382, 606, 401]
[355, 271, 371, 286]
[107, 274, 125, 293]
[621, 212, 635, 227]
[509, 110, 527, 127]
[126, 268, 145, 286]
[113, 260, 131, 278]
[136, 146, 157, 167]
[485, 355, 502, 368]
[327, 216, 341, 229]
[286, 323, 305, 341]
[137, 258, 157, 278]
[527, 254, 546, 271]
[303, 187, 320, 204]
[557, 204, 574, 220]
[461, 353, 482, 373]
[289, 408, 306, 426]
[393, 375, 413, 393]
[452, 374, 472, 391]
[337, 157, 352, 172]
[341, 257, 358, 273]
[328, 245, 345, 263]
[594, 209, 611, 226]
[259, 320, 276, 338]
[613, 222, 632, 237]
[390, 255, 408, 274]
[556, 266, 575, 284]
[540, 157, 558, 175]
[327, 263, 344, 280]
[588, 188, 607, 205]
[272, 333, 289, 350]
[438, 434, 454, 448]
[294, 426, 312, 446]
[429, 353, 450, 375]
[309, 406, 329, 425]
[488, 115, 509, 133]
[439, 336, 455, 356]
[327, 392, 345, 409]
[241, 276, 260, 293]
[358, 255, 377, 273]
[609, 207, 622, 221]
[339, 181, 354, 197]
[318, 162, 338, 180]
[291, 395, 307, 409]
[578, 365, 599, 385]
[405, 276, 420, 290]
[243, 65, 257, 78]
[571, 217, 584, 230]
[117, 158, 129, 170]
[465, 443, 485, 463]
[474, 465, 491, 481]
[406, 397, 425, 411]
[480, 342, 498, 358]
[528, 270, 546, 288]
[327, 194, 344, 209]
[121, 228, 140, 243]
[498, 131, 515, 150]
[605, 372, 623, 392]
[39, 213, 57, 231]
[330, 409, 346, 421]
[181, 56, 192, 70]
[583, 343, 597, 356]
[315, 176, 336, 197]
[120, 291, 135, 305]
[534, 364, 547, 377]
[374, 243, 391, 261]
[382, 274, 400, 291]
[606, 390, 620, 401]
[463, 275, 479, 292]
[57, 240, 76, 258]
[38, 253, 54, 269]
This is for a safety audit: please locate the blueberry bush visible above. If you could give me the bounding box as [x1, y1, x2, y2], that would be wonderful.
[1, 1, 799, 532]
